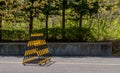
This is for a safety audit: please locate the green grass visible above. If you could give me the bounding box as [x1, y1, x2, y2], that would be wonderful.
[1, 14, 120, 42]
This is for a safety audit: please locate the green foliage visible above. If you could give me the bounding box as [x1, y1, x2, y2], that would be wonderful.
[1, 27, 95, 42]
[2, 29, 29, 41]
[65, 27, 96, 42]
[0, 0, 120, 42]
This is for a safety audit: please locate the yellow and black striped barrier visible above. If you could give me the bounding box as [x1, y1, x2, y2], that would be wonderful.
[23, 33, 51, 66]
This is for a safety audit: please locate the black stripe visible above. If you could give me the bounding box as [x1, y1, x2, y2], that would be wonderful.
[24, 52, 38, 57]
[37, 44, 48, 50]
[38, 53, 51, 58]
[26, 57, 50, 64]
[30, 36, 44, 40]
[27, 46, 36, 50]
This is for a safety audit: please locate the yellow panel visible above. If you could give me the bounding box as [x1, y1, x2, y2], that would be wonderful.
[24, 48, 37, 56]
[37, 48, 49, 56]
[38, 57, 51, 65]
[31, 33, 43, 37]
[23, 57, 37, 64]
[43, 40, 46, 43]
[27, 40, 46, 47]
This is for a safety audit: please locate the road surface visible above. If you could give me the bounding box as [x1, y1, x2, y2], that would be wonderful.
[0, 56, 120, 73]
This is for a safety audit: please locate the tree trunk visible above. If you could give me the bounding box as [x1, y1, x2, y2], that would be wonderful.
[29, 10, 33, 36]
[89, 18, 93, 28]
[79, 0, 84, 28]
[97, 17, 100, 40]
[79, 14, 83, 28]
[52, 16, 56, 40]
[62, 0, 66, 41]
[29, 1, 34, 37]
[89, 14, 93, 28]
[0, 14, 2, 41]
[46, 15, 49, 40]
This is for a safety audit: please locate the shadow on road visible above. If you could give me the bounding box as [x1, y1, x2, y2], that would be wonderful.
[23, 61, 56, 67]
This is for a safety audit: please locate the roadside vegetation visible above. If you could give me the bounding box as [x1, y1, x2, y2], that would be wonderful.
[0, 0, 120, 42]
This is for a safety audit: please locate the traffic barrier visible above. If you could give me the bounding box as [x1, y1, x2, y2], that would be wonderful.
[38, 57, 51, 65]
[23, 33, 51, 65]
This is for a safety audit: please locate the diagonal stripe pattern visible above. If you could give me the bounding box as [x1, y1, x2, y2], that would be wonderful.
[23, 33, 51, 65]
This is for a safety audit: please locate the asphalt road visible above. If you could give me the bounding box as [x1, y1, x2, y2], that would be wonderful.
[0, 56, 120, 73]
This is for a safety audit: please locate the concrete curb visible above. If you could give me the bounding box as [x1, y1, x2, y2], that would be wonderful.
[0, 42, 112, 56]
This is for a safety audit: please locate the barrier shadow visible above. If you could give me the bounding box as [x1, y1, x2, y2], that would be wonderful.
[23, 61, 56, 67]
